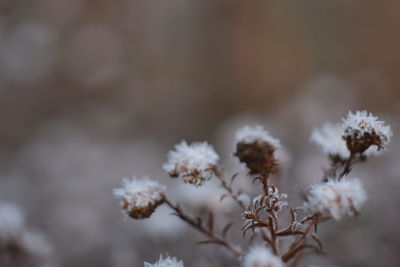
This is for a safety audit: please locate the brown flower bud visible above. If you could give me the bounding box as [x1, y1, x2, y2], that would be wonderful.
[235, 141, 278, 176]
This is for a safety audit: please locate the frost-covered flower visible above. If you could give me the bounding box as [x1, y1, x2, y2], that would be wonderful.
[0, 202, 25, 245]
[113, 177, 166, 219]
[311, 122, 381, 160]
[305, 177, 367, 221]
[144, 254, 184, 267]
[342, 110, 392, 153]
[243, 245, 285, 267]
[163, 141, 219, 186]
[234, 126, 281, 176]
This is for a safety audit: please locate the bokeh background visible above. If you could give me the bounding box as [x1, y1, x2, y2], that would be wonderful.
[1, 1, 400, 266]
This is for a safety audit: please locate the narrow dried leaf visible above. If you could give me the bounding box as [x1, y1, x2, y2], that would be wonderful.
[220, 194, 228, 202]
[231, 173, 239, 184]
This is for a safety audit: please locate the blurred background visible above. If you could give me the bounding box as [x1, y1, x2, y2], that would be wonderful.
[0, 0, 399, 266]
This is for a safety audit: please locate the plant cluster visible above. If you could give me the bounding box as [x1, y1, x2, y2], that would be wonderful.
[113, 110, 393, 267]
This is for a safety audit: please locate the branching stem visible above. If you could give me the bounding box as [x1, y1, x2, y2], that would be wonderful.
[164, 198, 243, 257]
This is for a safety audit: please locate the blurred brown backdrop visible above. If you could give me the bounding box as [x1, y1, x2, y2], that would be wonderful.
[0, 1, 400, 266]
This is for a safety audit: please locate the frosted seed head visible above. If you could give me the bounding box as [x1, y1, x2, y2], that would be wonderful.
[304, 177, 367, 221]
[342, 110, 392, 153]
[243, 245, 285, 267]
[144, 254, 184, 267]
[234, 126, 281, 176]
[113, 177, 166, 219]
[163, 141, 219, 186]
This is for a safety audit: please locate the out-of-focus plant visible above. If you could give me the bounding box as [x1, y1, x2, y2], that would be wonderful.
[0, 202, 53, 267]
[113, 110, 393, 267]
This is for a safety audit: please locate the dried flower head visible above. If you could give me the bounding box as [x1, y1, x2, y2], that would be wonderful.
[0, 202, 25, 245]
[144, 254, 184, 267]
[243, 245, 285, 267]
[163, 141, 219, 186]
[305, 177, 367, 221]
[342, 110, 392, 153]
[234, 126, 281, 176]
[113, 177, 166, 219]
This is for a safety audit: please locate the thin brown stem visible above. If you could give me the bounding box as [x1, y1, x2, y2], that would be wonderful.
[165, 198, 243, 257]
[211, 167, 247, 210]
[281, 215, 320, 263]
[261, 174, 270, 195]
[339, 152, 356, 178]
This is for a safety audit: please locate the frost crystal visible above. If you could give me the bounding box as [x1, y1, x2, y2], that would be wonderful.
[113, 177, 166, 219]
[163, 141, 219, 186]
[235, 125, 281, 149]
[305, 178, 367, 221]
[144, 255, 184, 267]
[342, 110, 392, 152]
[243, 245, 285, 267]
[0, 202, 25, 245]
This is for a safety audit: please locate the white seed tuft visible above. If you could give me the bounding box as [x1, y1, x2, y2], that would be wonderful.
[243, 245, 285, 267]
[310, 122, 350, 159]
[144, 254, 184, 267]
[305, 177, 367, 221]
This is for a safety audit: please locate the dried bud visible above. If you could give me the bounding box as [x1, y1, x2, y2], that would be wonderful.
[304, 177, 367, 221]
[113, 177, 166, 219]
[342, 110, 392, 154]
[234, 126, 280, 176]
[243, 245, 285, 267]
[163, 141, 219, 186]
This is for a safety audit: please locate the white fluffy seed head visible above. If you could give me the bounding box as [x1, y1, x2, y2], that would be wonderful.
[235, 125, 281, 150]
[113, 177, 166, 219]
[0, 202, 25, 245]
[243, 245, 285, 267]
[342, 110, 392, 150]
[310, 122, 350, 160]
[305, 177, 367, 221]
[163, 141, 219, 186]
[144, 255, 184, 267]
